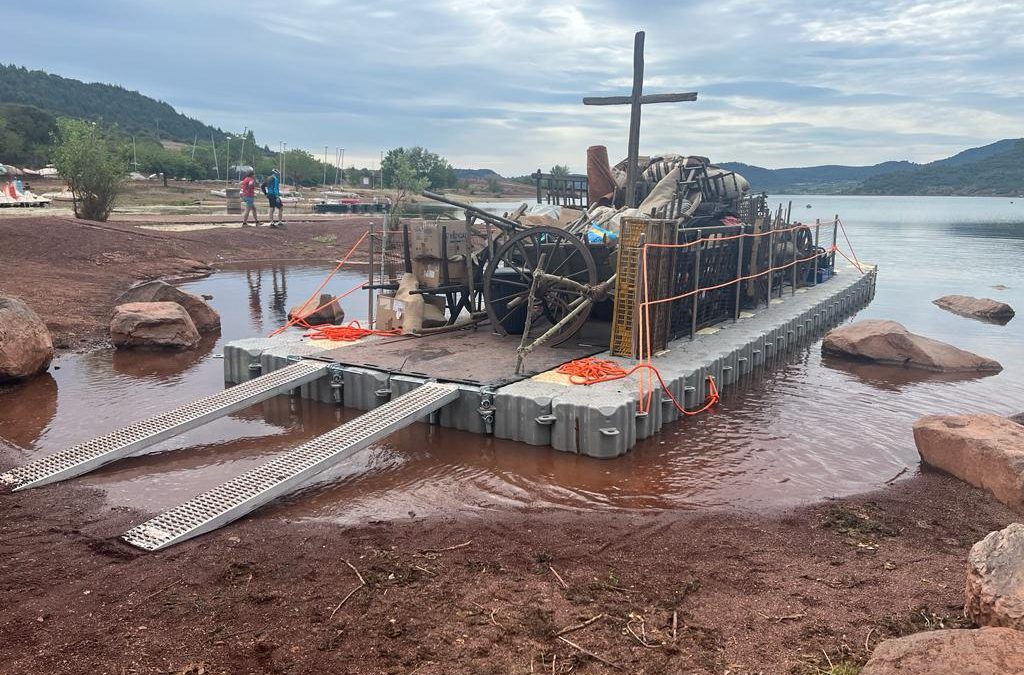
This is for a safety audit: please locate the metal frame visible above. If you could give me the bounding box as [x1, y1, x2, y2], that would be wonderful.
[1, 360, 330, 491]
[121, 382, 460, 551]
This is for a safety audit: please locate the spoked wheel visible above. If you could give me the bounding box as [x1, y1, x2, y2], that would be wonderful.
[483, 226, 597, 346]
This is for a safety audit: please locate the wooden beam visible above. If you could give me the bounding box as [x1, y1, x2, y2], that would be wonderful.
[625, 30, 645, 208]
[583, 92, 698, 106]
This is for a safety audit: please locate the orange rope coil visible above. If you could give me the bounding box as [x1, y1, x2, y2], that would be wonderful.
[302, 319, 401, 342]
[557, 357, 720, 417]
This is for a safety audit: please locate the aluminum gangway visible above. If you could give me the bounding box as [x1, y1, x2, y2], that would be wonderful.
[0, 359, 331, 491]
[121, 382, 460, 551]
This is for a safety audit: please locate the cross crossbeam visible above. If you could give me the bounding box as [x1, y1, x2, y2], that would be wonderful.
[582, 31, 698, 208]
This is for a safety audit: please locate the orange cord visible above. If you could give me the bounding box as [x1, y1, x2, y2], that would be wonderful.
[302, 319, 401, 342]
[557, 357, 720, 417]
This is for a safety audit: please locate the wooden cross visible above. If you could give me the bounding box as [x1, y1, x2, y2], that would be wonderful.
[583, 31, 698, 208]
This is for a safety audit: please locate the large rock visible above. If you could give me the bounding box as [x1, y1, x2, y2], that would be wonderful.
[966, 523, 1024, 630]
[288, 293, 344, 326]
[822, 319, 1002, 372]
[934, 294, 1014, 323]
[861, 628, 1024, 674]
[110, 302, 200, 350]
[0, 296, 54, 382]
[115, 280, 220, 334]
[913, 414, 1024, 511]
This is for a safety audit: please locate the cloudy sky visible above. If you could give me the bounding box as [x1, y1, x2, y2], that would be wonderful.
[7, 1, 1023, 174]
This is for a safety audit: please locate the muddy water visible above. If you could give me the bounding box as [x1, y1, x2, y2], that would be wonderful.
[2, 196, 1023, 525]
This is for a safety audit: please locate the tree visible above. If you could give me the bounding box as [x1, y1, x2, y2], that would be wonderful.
[0, 104, 57, 167]
[390, 155, 431, 220]
[549, 164, 571, 177]
[136, 143, 190, 186]
[280, 148, 328, 186]
[381, 147, 457, 190]
[51, 118, 126, 221]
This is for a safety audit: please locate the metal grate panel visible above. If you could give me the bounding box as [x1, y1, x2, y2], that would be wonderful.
[121, 382, 460, 551]
[0, 360, 329, 491]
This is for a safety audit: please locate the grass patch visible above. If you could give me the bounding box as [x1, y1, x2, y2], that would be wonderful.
[312, 233, 337, 244]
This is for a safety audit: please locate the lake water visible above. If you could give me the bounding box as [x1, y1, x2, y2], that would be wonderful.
[1, 195, 1022, 524]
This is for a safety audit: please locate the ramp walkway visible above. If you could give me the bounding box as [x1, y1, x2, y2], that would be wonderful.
[0, 359, 330, 491]
[121, 382, 459, 551]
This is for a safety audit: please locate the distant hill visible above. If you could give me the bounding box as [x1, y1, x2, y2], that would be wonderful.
[0, 64, 225, 143]
[721, 138, 1024, 196]
[853, 139, 1024, 196]
[719, 160, 917, 194]
[454, 168, 503, 180]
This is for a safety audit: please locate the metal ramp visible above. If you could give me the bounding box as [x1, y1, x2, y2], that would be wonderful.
[121, 382, 460, 551]
[0, 359, 330, 492]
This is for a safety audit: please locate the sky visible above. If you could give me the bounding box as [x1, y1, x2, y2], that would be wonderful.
[6, 0, 1024, 174]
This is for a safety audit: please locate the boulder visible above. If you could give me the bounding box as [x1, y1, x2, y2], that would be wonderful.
[822, 320, 1001, 372]
[966, 523, 1024, 630]
[913, 414, 1024, 511]
[110, 302, 200, 350]
[288, 293, 344, 326]
[934, 294, 1014, 322]
[115, 280, 221, 334]
[860, 628, 1024, 675]
[0, 296, 54, 382]
[1012, 413, 1024, 426]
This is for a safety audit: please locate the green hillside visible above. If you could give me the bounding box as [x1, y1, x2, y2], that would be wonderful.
[853, 140, 1024, 196]
[719, 160, 916, 194]
[0, 64, 225, 143]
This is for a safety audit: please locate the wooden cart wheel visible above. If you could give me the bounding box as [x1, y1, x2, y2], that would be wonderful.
[483, 226, 597, 346]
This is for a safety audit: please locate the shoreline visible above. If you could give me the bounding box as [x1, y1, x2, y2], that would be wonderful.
[0, 214, 378, 353]
[0, 459, 1011, 674]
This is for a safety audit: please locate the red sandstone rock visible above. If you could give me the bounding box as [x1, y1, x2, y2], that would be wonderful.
[966, 523, 1024, 630]
[913, 414, 1024, 511]
[822, 319, 1001, 372]
[860, 628, 1024, 674]
[116, 280, 221, 334]
[110, 301, 200, 350]
[0, 295, 54, 382]
[288, 293, 344, 326]
[934, 294, 1014, 322]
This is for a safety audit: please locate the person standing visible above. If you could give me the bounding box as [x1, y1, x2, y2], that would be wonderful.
[261, 168, 285, 228]
[240, 169, 260, 227]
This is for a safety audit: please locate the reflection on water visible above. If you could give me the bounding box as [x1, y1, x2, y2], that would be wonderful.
[1, 195, 1023, 524]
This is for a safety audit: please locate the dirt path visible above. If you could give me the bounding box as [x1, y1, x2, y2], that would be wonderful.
[0, 215, 376, 351]
[0, 469, 1011, 675]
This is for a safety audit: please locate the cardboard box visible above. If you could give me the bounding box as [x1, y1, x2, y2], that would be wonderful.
[412, 256, 468, 288]
[375, 293, 406, 330]
[409, 222, 469, 259]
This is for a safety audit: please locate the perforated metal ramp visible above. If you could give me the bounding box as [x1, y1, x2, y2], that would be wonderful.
[0, 359, 330, 492]
[121, 382, 460, 551]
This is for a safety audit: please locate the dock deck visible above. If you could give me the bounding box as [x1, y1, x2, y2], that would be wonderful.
[223, 261, 876, 458]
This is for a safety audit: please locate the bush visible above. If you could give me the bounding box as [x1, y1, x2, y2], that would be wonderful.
[51, 118, 126, 221]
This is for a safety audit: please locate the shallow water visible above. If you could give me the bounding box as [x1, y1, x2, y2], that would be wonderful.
[2, 196, 1023, 525]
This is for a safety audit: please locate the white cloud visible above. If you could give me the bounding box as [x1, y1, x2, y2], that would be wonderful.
[4, 0, 1023, 172]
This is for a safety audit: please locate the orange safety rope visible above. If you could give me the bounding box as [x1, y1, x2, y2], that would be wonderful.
[269, 229, 369, 337]
[302, 319, 401, 342]
[835, 217, 864, 273]
[557, 357, 720, 417]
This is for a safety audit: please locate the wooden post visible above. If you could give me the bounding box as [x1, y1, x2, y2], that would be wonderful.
[625, 31, 645, 208]
[582, 31, 697, 209]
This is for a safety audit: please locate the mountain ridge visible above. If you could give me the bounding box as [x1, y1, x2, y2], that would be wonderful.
[0, 64, 225, 144]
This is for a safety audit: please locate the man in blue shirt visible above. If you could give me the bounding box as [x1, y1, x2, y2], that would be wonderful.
[261, 168, 285, 228]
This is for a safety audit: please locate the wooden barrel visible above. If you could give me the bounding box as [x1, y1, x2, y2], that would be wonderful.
[225, 187, 241, 214]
